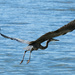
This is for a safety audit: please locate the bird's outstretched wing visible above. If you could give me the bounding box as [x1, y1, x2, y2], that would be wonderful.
[35, 20, 75, 43]
[0, 33, 30, 44]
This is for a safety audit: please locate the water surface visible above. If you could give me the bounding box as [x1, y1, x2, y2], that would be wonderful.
[0, 0, 75, 75]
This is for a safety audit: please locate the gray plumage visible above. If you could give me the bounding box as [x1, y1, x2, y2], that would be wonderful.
[0, 20, 75, 64]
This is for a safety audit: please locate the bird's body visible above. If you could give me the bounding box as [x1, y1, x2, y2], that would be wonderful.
[0, 20, 75, 64]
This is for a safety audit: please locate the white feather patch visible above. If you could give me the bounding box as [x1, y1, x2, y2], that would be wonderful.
[23, 46, 33, 51]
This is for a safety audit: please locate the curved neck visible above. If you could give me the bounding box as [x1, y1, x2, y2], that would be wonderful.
[40, 40, 51, 49]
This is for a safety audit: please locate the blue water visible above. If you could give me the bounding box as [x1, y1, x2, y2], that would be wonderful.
[0, 0, 75, 75]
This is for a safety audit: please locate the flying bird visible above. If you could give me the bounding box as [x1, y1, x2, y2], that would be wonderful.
[0, 20, 75, 64]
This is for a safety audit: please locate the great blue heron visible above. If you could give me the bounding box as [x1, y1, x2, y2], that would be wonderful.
[0, 20, 75, 64]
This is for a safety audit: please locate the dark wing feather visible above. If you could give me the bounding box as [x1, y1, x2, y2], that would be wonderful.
[35, 20, 75, 43]
[0, 33, 30, 44]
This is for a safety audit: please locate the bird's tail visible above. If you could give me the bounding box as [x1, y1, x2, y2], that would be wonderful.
[23, 46, 33, 51]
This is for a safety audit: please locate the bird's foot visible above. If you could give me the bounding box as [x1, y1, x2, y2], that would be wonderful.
[20, 60, 23, 64]
[27, 60, 30, 64]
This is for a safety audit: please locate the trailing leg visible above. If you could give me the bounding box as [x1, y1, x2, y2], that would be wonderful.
[20, 50, 27, 64]
[27, 50, 32, 64]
